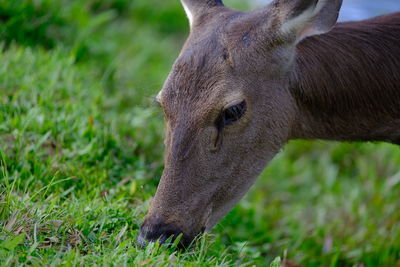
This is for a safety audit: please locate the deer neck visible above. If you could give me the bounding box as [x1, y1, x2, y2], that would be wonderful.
[288, 14, 400, 145]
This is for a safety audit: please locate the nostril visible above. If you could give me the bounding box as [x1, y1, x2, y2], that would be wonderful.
[138, 220, 191, 248]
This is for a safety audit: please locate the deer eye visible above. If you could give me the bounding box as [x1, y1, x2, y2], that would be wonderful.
[216, 100, 247, 130]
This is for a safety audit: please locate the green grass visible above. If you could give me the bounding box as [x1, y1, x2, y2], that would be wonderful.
[1, 1, 400, 266]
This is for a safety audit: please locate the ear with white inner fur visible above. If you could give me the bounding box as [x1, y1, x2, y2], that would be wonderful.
[276, 0, 343, 43]
[180, 0, 224, 27]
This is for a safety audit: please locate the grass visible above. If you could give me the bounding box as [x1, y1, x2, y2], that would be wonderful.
[1, 0, 400, 266]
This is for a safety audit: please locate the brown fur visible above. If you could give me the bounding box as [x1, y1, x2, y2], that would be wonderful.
[139, 0, 400, 247]
[291, 13, 400, 143]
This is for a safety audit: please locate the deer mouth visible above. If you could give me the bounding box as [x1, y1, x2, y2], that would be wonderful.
[138, 204, 213, 248]
[138, 219, 194, 248]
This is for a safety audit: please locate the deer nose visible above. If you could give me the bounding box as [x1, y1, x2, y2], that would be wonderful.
[138, 217, 193, 248]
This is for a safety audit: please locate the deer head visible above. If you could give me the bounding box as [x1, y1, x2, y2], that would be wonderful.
[139, 0, 343, 247]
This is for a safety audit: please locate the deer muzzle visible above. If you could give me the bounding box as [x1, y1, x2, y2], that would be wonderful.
[138, 215, 201, 248]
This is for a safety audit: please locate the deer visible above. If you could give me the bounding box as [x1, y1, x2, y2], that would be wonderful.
[138, 0, 400, 247]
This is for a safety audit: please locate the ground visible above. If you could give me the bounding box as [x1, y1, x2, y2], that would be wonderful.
[1, 1, 400, 266]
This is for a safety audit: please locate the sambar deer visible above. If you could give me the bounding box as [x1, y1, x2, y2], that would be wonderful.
[139, 0, 400, 247]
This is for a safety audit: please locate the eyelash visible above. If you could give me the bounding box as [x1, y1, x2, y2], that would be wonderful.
[216, 100, 247, 130]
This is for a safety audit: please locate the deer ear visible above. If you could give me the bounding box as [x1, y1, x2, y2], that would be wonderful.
[181, 0, 224, 27]
[276, 0, 343, 43]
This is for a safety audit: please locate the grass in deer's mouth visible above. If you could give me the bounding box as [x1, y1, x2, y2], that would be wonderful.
[1, 0, 400, 266]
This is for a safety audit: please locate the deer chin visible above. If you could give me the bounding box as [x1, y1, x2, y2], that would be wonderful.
[205, 177, 262, 232]
[199, 204, 214, 232]
[204, 199, 241, 232]
[204, 212, 224, 232]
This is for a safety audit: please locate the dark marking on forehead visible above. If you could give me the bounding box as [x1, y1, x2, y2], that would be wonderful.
[242, 32, 252, 47]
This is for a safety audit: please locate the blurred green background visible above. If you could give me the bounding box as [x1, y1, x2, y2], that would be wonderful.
[0, 0, 399, 266]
